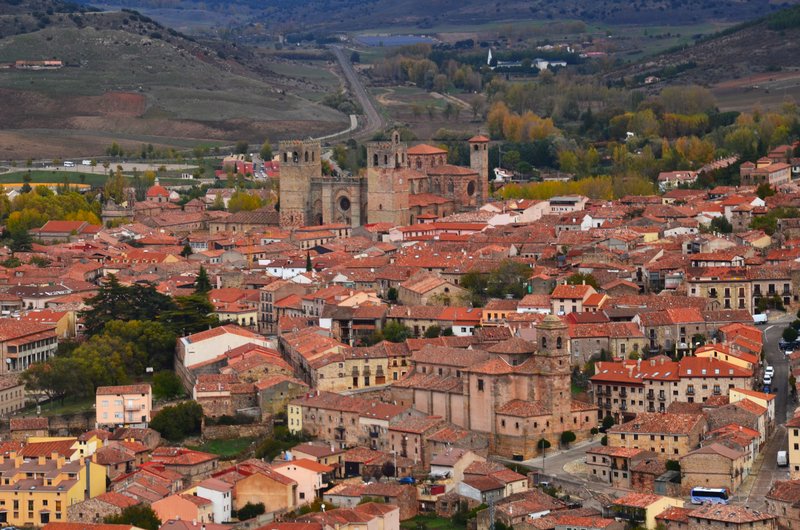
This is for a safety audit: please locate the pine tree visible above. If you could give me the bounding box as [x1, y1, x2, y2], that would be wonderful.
[306, 251, 312, 272]
[194, 265, 212, 294]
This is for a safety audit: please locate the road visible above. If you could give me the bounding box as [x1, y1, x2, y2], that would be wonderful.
[739, 315, 796, 507]
[329, 46, 386, 140]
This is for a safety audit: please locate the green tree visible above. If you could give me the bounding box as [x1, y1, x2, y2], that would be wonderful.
[784, 327, 799, 342]
[709, 216, 733, 234]
[158, 294, 219, 336]
[8, 230, 33, 253]
[180, 243, 193, 258]
[560, 431, 576, 447]
[259, 141, 273, 161]
[227, 191, 263, 213]
[149, 401, 203, 441]
[81, 276, 176, 336]
[306, 251, 312, 272]
[383, 321, 411, 342]
[104, 168, 126, 203]
[236, 502, 266, 521]
[153, 371, 184, 400]
[537, 438, 551, 452]
[194, 265, 212, 294]
[424, 325, 442, 338]
[101, 320, 177, 371]
[234, 141, 249, 155]
[565, 273, 599, 289]
[665, 460, 681, 472]
[757, 183, 776, 199]
[106, 505, 161, 530]
[386, 287, 398, 302]
[602, 415, 616, 430]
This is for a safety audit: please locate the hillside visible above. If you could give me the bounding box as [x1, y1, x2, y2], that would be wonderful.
[602, 6, 800, 110]
[0, 0, 348, 159]
[76, 0, 795, 33]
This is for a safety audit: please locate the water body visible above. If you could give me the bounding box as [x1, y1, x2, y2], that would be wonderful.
[355, 34, 437, 47]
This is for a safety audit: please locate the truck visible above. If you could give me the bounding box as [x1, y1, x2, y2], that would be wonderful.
[753, 313, 768, 325]
[778, 451, 788, 467]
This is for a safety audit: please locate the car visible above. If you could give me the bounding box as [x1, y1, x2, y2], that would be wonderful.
[763, 375, 773, 386]
[398, 477, 416, 484]
[765, 366, 775, 377]
[787, 350, 795, 357]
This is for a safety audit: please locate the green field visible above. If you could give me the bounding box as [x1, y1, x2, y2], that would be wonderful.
[401, 515, 464, 530]
[188, 437, 257, 458]
[21, 395, 95, 417]
[0, 169, 197, 187]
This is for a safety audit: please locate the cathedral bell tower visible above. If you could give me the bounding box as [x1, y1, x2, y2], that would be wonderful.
[536, 314, 572, 417]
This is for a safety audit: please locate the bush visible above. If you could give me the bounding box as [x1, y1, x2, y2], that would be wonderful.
[666, 460, 681, 472]
[254, 425, 308, 461]
[234, 502, 265, 520]
[560, 431, 576, 446]
[600, 435, 608, 446]
[537, 438, 551, 451]
[105, 505, 161, 530]
[149, 401, 203, 442]
[152, 371, 183, 400]
[784, 327, 799, 343]
[424, 325, 442, 338]
[590, 427, 599, 435]
[602, 415, 616, 430]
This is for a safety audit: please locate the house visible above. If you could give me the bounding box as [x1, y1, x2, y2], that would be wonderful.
[272, 458, 334, 505]
[397, 272, 467, 306]
[29, 220, 101, 242]
[607, 413, 707, 457]
[298, 503, 401, 530]
[551, 284, 597, 315]
[766, 480, 800, 530]
[150, 447, 219, 480]
[196, 477, 233, 523]
[0, 452, 106, 526]
[95, 384, 152, 429]
[457, 476, 504, 504]
[687, 504, 776, 530]
[10, 416, 49, 440]
[66, 491, 139, 523]
[152, 493, 214, 524]
[786, 415, 800, 479]
[680, 443, 748, 494]
[0, 319, 58, 373]
[323, 482, 417, 520]
[609, 493, 683, 530]
[212, 459, 298, 511]
[0, 375, 26, 417]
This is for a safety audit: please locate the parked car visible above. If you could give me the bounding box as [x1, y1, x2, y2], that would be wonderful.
[764, 374, 773, 386]
[765, 366, 775, 377]
[398, 477, 416, 484]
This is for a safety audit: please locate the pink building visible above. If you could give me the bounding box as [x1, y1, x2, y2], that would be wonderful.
[96, 384, 152, 429]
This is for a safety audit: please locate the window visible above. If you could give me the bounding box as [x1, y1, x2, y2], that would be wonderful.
[477, 379, 484, 391]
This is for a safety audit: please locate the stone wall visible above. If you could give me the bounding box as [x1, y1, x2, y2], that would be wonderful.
[202, 421, 272, 441]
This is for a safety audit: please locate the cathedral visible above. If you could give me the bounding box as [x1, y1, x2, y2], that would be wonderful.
[277, 131, 489, 228]
[390, 315, 597, 459]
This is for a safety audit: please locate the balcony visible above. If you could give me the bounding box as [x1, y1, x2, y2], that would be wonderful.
[603, 402, 612, 409]
[620, 403, 627, 411]
[647, 391, 654, 400]
[686, 388, 695, 395]
[620, 389, 628, 398]
[647, 406, 655, 413]
[658, 394, 666, 401]
[369, 431, 380, 438]
[123, 403, 143, 411]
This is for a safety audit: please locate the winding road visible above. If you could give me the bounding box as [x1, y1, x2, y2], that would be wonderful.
[329, 45, 387, 141]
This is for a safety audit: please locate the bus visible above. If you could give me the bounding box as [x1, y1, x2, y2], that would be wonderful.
[690, 487, 729, 505]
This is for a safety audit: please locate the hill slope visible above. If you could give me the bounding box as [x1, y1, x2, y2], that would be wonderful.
[0, 0, 348, 158]
[76, 0, 796, 32]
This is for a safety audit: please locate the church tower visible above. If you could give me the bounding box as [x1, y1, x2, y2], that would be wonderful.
[468, 135, 489, 204]
[366, 131, 410, 225]
[536, 315, 572, 418]
[278, 139, 321, 228]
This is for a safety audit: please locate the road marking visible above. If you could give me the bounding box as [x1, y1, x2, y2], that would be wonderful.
[766, 325, 775, 332]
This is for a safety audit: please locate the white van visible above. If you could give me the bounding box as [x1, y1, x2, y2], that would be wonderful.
[753, 313, 768, 324]
[778, 451, 788, 467]
[63, 161, 75, 168]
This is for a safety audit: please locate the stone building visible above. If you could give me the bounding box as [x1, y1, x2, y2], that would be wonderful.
[278, 132, 489, 229]
[391, 315, 597, 459]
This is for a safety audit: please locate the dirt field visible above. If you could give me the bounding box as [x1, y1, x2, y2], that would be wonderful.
[713, 70, 800, 111]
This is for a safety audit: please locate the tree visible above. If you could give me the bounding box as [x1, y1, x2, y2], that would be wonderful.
[560, 431, 576, 447]
[665, 460, 681, 472]
[194, 265, 212, 294]
[383, 321, 411, 342]
[386, 287, 398, 302]
[709, 216, 733, 234]
[234, 141, 249, 155]
[180, 243, 193, 258]
[380, 460, 396, 478]
[306, 251, 312, 272]
[424, 325, 442, 338]
[149, 400, 203, 441]
[259, 140, 273, 161]
[8, 230, 32, 253]
[757, 183, 776, 199]
[600, 435, 608, 446]
[236, 502, 266, 521]
[104, 168, 126, 204]
[100, 320, 177, 372]
[158, 294, 219, 336]
[602, 415, 616, 430]
[81, 276, 176, 336]
[350, 51, 360, 63]
[106, 505, 161, 530]
[565, 273, 599, 290]
[227, 191, 263, 213]
[784, 327, 799, 343]
[153, 371, 183, 400]
[537, 438, 551, 452]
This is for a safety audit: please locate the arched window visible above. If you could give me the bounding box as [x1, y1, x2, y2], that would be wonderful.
[304, 151, 309, 162]
[395, 153, 399, 167]
[373, 153, 379, 166]
[292, 152, 299, 163]
[556, 336, 562, 349]
[312, 151, 315, 161]
[541, 336, 547, 349]
[384, 154, 388, 165]
[474, 144, 479, 151]
[416, 159, 422, 170]
[283, 153, 288, 163]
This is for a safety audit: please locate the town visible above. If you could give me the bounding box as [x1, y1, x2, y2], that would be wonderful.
[4, 0, 800, 529]
[0, 132, 797, 530]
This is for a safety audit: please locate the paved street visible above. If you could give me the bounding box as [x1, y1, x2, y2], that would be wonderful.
[329, 46, 386, 141]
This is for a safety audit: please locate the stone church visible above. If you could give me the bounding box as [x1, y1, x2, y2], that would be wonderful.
[390, 315, 597, 459]
[278, 131, 489, 228]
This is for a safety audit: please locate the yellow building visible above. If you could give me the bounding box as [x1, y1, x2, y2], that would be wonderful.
[785, 416, 800, 479]
[0, 451, 106, 526]
[612, 493, 684, 530]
